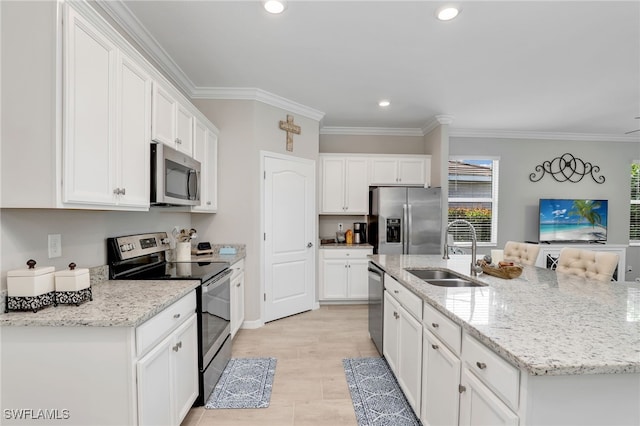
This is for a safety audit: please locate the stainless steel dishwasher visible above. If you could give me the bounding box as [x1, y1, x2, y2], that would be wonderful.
[368, 261, 384, 355]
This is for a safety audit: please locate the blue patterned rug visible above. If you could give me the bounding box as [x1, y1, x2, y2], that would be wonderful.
[343, 357, 421, 426]
[205, 357, 277, 409]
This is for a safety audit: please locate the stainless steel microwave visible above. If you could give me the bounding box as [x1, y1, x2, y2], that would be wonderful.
[150, 143, 201, 206]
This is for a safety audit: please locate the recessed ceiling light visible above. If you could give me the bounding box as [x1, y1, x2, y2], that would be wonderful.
[436, 6, 461, 21]
[379, 100, 391, 107]
[264, 0, 287, 14]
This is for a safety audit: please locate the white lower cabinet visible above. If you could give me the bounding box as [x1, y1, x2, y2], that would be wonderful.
[459, 367, 519, 426]
[421, 328, 461, 426]
[230, 259, 246, 338]
[319, 248, 372, 301]
[383, 279, 423, 416]
[137, 313, 198, 426]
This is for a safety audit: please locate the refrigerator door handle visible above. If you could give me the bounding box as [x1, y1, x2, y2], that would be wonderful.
[403, 204, 408, 254]
[407, 204, 413, 252]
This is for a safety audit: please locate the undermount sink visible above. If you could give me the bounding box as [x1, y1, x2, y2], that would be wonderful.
[405, 269, 486, 288]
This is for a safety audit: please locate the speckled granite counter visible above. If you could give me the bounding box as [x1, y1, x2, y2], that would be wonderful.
[0, 279, 199, 327]
[371, 254, 640, 376]
[320, 243, 373, 249]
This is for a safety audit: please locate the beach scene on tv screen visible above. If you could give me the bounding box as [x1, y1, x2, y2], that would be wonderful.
[539, 199, 608, 242]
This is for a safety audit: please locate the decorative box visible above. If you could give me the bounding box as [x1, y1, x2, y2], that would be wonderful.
[6, 259, 56, 312]
[54, 263, 93, 306]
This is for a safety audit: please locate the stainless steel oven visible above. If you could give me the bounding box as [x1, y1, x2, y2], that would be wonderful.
[107, 232, 232, 406]
[368, 261, 384, 356]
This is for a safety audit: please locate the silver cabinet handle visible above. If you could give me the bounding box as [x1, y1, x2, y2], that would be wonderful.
[431, 322, 439, 328]
[173, 313, 180, 319]
[476, 362, 487, 370]
[394, 290, 399, 294]
[236, 283, 241, 287]
[307, 242, 313, 248]
[121, 188, 125, 195]
[393, 311, 399, 319]
[206, 201, 212, 205]
[432, 344, 439, 350]
[172, 341, 182, 352]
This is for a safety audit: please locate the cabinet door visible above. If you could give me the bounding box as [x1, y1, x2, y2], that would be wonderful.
[347, 259, 369, 299]
[63, 6, 118, 205]
[370, 158, 399, 184]
[321, 157, 346, 213]
[231, 272, 245, 338]
[116, 52, 151, 208]
[173, 314, 199, 424]
[459, 367, 519, 426]
[383, 291, 400, 373]
[175, 103, 194, 155]
[137, 335, 173, 426]
[193, 123, 218, 213]
[344, 158, 369, 213]
[422, 328, 461, 426]
[322, 259, 349, 299]
[398, 305, 423, 416]
[151, 83, 176, 146]
[398, 158, 426, 185]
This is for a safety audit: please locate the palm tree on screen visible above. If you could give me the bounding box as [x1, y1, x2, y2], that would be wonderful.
[568, 200, 602, 228]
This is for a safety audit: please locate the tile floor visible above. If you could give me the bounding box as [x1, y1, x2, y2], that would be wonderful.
[181, 304, 378, 426]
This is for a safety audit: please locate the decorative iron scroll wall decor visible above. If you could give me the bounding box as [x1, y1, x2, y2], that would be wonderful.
[529, 153, 605, 184]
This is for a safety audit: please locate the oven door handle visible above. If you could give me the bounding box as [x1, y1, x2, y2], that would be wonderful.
[202, 268, 233, 292]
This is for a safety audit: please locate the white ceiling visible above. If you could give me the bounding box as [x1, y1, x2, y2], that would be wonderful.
[102, 0, 640, 140]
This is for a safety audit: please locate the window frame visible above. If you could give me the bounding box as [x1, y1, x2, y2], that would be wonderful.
[447, 156, 500, 247]
[631, 160, 640, 246]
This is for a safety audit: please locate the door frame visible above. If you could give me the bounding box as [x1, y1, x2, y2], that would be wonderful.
[259, 150, 319, 325]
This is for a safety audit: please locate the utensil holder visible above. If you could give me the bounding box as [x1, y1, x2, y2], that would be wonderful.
[176, 242, 191, 262]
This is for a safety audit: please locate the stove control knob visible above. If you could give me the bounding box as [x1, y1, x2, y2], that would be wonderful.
[161, 238, 170, 245]
[127, 243, 135, 251]
[120, 244, 127, 252]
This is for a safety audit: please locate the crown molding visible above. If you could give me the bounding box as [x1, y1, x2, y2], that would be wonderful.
[192, 87, 326, 122]
[320, 127, 425, 137]
[96, 0, 196, 94]
[449, 128, 640, 143]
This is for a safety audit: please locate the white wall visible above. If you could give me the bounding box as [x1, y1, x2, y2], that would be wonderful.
[320, 134, 425, 154]
[450, 137, 640, 280]
[192, 98, 320, 323]
[0, 209, 192, 290]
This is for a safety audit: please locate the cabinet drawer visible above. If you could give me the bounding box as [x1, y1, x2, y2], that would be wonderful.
[136, 291, 196, 357]
[230, 259, 245, 280]
[385, 274, 422, 320]
[462, 333, 520, 410]
[322, 248, 372, 259]
[423, 303, 461, 356]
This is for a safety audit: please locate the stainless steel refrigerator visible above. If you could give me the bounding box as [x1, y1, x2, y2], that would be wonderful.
[369, 186, 442, 254]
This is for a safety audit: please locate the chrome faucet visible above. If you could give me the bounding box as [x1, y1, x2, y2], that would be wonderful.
[443, 219, 479, 276]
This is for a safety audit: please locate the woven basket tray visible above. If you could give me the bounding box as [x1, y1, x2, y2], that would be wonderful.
[481, 264, 523, 279]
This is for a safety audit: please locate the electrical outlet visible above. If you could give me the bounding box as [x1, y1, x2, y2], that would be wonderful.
[48, 234, 62, 258]
[338, 223, 343, 231]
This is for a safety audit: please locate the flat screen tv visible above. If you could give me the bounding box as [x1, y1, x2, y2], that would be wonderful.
[538, 199, 608, 243]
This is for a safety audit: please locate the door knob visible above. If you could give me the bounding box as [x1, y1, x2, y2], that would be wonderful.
[307, 242, 313, 248]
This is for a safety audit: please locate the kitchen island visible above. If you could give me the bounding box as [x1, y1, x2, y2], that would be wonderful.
[372, 254, 640, 426]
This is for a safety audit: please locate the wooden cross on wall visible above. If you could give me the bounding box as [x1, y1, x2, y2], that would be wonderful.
[279, 115, 301, 152]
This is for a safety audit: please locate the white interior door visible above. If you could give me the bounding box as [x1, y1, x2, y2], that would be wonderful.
[263, 153, 316, 323]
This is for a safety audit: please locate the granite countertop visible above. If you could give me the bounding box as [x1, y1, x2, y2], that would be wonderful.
[320, 243, 373, 249]
[371, 254, 640, 376]
[0, 279, 199, 327]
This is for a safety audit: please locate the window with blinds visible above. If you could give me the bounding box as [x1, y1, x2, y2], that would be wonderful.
[448, 158, 499, 245]
[631, 161, 640, 244]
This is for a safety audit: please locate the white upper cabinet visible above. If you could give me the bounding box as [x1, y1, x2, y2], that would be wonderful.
[320, 155, 368, 214]
[152, 82, 194, 156]
[192, 119, 219, 213]
[63, 5, 150, 210]
[370, 155, 430, 186]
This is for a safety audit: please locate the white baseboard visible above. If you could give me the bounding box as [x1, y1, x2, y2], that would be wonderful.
[240, 319, 264, 330]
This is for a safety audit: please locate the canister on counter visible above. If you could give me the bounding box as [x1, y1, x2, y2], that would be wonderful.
[6, 259, 56, 312]
[54, 262, 93, 306]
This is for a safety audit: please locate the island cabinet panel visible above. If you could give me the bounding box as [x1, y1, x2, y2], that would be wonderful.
[459, 367, 519, 426]
[421, 328, 461, 426]
[383, 275, 423, 417]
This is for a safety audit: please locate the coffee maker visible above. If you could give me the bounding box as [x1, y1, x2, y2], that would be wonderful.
[353, 222, 367, 244]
